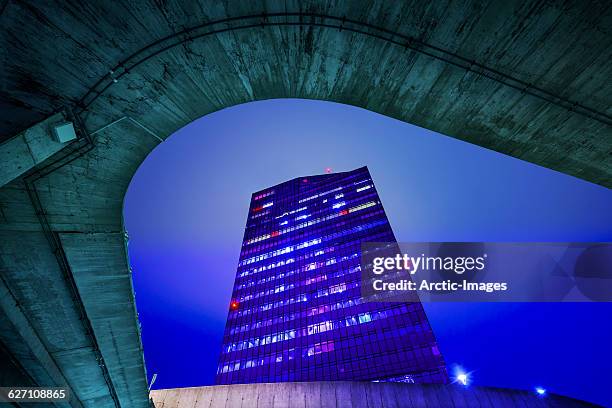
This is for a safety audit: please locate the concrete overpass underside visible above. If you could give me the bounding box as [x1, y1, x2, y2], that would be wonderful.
[0, 1, 610, 407]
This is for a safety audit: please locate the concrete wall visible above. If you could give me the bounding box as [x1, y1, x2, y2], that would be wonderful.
[1, 2, 611, 408]
[0, 118, 157, 408]
[2, 1, 611, 187]
[150, 382, 598, 408]
[0, 113, 72, 188]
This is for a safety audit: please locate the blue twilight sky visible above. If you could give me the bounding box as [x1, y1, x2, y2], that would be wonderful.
[123, 99, 612, 406]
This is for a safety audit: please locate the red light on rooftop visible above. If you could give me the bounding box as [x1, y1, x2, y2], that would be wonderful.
[325, 167, 333, 174]
[230, 301, 239, 310]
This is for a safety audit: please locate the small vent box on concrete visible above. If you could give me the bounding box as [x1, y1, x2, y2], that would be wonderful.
[53, 122, 77, 143]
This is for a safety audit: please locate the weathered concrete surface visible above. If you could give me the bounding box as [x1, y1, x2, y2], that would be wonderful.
[0, 112, 73, 188]
[0, 119, 157, 407]
[59, 232, 149, 408]
[1, 1, 611, 186]
[0, 2, 611, 408]
[150, 382, 599, 407]
[0, 274, 77, 408]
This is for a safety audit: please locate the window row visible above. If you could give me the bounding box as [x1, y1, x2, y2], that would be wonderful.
[244, 200, 377, 246]
[228, 295, 365, 335]
[238, 217, 387, 268]
[241, 206, 385, 256]
[234, 257, 361, 304]
[218, 339, 336, 375]
[224, 309, 394, 354]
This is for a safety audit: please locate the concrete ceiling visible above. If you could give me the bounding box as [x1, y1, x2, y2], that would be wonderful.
[0, 1, 610, 407]
[2, 1, 611, 186]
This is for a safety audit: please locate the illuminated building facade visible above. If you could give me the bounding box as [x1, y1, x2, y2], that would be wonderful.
[216, 167, 447, 384]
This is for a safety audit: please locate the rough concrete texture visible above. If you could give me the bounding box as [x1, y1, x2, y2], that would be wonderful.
[150, 382, 599, 407]
[1, 1, 611, 186]
[0, 2, 611, 408]
[0, 119, 157, 408]
[0, 112, 73, 188]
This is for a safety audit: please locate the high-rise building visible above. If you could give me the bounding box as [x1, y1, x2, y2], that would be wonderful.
[216, 167, 447, 384]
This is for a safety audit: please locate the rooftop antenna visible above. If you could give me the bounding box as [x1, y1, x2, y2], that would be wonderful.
[148, 373, 158, 392]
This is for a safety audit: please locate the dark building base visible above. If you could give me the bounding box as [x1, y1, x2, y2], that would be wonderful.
[151, 381, 599, 407]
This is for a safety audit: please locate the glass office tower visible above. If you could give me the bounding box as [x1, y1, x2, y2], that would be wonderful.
[216, 167, 447, 384]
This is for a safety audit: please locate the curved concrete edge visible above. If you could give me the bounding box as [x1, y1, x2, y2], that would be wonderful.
[150, 381, 601, 407]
